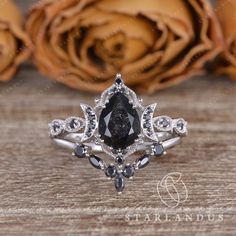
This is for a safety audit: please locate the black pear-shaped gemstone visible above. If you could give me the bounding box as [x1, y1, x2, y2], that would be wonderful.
[98, 92, 141, 149]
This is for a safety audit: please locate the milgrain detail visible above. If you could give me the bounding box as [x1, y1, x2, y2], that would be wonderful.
[141, 103, 158, 141]
[80, 104, 97, 142]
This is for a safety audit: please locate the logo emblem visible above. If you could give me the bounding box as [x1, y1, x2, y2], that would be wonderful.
[157, 172, 188, 208]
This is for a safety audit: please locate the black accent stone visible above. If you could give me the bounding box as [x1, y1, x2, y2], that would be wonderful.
[105, 165, 117, 178]
[176, 121, 184, 131]
[53, 123, 61, 132]
[115, 174, 125, 193]
[74, 145, 86, 158]
[115, 156, 124, 165]
[143, 123, 151, 129]
[144, 113, 151, 120]
[153, 143, 164, 157]
[69, 119, 79, 129]
[123, 164, 134, 178]
[136, 154, 150, 169]
[98, 92, 141, 150]
[86, 107, 92, 113]
[89, 155, 103, 169]
[88, 115, 95, 121]
[115, 77, 122, 85]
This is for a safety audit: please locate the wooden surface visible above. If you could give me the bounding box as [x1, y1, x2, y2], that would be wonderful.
[0, 65, 235, 236]
[0, 1, 235, 235]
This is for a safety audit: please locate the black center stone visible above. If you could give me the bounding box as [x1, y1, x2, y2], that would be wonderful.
[99, 92, 141, 149]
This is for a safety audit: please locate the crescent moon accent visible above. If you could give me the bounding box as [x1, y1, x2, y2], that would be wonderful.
[141, 103, 158, 141]
[80, 104, 97, 142]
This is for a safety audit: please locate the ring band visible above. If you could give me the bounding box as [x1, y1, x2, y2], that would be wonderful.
[48, 74, 187, 193]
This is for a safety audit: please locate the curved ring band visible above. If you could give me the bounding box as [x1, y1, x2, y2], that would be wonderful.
[52, 135, 181, 153]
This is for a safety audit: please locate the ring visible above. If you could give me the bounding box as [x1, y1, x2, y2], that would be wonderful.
[48, 74, 188, 193]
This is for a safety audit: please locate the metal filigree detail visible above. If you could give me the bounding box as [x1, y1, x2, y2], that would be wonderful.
[80, 104, 97, 142]
[141, 104, 158, 141]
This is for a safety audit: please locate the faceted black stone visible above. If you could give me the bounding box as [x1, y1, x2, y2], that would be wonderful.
[115, 77, 122, 85]
[143, 122, 151, 129]
[115, 74, 123, 85]
[88, 115, 95, 121]
[74, 145, 86, 158]
[53, 123, 61, 132]
[156, 117, 171, 129]
[176, 121, 184, 131]
[69, 119, 79, 129]
[160, 119, 170, 128]
[89, 155, 103, 169]
[105, 165, 117, 178]
[86, 107, 92, 113]
[136, 154, 150, 169]
[153, 143, 164, 157]
[98, 92, 141, 150]
[123, 164, 134, 178]
[115, 174, 125, 193]
[115, 156, 124, 165]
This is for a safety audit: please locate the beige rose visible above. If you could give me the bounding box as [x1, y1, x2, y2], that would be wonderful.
[27, 0, 223, 93]
[0, 0, 31, 81]
[214, 0, 236, 79]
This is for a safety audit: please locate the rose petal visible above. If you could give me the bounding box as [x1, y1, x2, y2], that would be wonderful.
[214, 0, 236, 79]
[0, 0, 31, 81]
[26, 0, 223, 93]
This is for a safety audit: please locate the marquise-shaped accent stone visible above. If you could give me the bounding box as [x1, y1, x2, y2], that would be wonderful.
[99, 92, 141, 150]
[136, 154, 150, 169]
[89, 155, 104, 169]
[115, 174, 125, 193]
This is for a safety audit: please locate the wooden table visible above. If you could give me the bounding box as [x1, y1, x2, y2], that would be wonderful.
[0, 65, 235, 235]
[0, 1, 235, 235]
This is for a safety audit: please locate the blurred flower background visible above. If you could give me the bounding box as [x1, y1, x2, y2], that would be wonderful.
[0, 0, 236, 93]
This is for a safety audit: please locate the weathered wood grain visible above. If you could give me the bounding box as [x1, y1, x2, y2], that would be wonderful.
[0, 63, 235, 236]
[0, 0, 235, 235]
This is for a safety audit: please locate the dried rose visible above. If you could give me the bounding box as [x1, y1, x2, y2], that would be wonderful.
[27, 0, 223, 93]
[214, 0, 236, 79]
[0, 0, 31, 81]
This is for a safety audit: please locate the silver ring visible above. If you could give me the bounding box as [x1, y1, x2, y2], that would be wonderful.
[48, 74, 188, 193]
